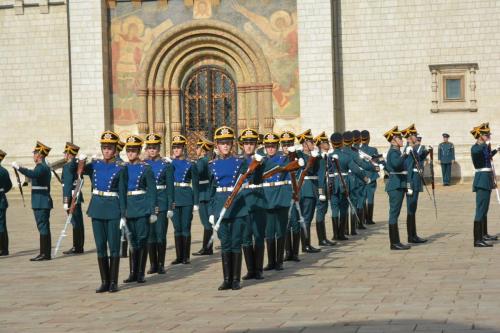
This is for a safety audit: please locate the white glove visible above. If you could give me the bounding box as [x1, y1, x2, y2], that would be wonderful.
[407, 188, 413, 196]
[332, 154, 339, 160]
[298, 158, 305, 166]
[321, 152, 328, 158]
[253, 153, 264, 162]
[486, 141, 491, 145]
[319, 194, 326, 201]
[63, 203, 69, 211]
[78, 154, 87, 161]
[405, 146, 413, 155]
[91, 154, 98, 160]
[311, 149, 319, 158]
[11, 162, 19, 170]
[167, 210, 174, 219]
[163, 156, 172, 163]
[364, 177, 371, 184]
[379, 164, 385, 172]
[496, 145, 500, 151]
[193, 205, 199, 211]
[119, 217, 126, 230]
[149, 214, 157, 224]
[288, 146, 296, 153]
[209, 215, 215, 225]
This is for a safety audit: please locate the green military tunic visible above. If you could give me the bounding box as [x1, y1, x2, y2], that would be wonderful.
[0, 164, 12, 255]
[385, 146, 408, 225]
[438, 142, 455, 185]
[471, 143, 496, 222]
[196, 156, 212, 231]
[62, 158, 85, 251]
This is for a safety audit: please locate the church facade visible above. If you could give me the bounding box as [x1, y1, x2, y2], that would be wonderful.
[1, 0, 500, 180]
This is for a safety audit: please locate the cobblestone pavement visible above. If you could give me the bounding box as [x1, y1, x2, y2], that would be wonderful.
[1, 183, 500, 333]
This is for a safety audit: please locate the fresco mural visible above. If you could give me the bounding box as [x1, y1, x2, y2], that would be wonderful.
[109, 0, 299, 135]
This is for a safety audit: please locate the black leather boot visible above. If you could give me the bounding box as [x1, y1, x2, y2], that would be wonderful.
[218, 252, 232, 290]
[123, 250, 137, 283]
[331, 217, 338, 241]
[350, 213, 358, 236]
[30, 235, 44, 261]
[171, 236, 183, 265]
[78, 226, 85, 253]
[108, 256, 120, 292]
[182, 236, 191, 264]
[147, 242, 158, 274]
[483, 216, 498, 241]
[284, 231, 292, 261]
[338, 215, 348, 241]
[232, 252, 242, 290]
[275, 237, 285, 271]
[366, 204, 375, 224]
[137, 246, 147, 283]
[390, 224, 411, 250]
[407, 214, 427, 243]
[475, 221, 492, 247]
[254, 245, 265, 279]
[264, 239, 276, 270]
[206, 229, 214, 255]
[242, 246, 255, 280]
[194, 229, 212, 255]
[157, 242, 166, 274]
[0, 232, 8, 256]
[317, 221, 336, 246]
[291, 232, 301, 261]
[63, 227, 78, 255]
[121, 239, 128, 258]
[357, 209, 367, 230]
[302, 225, 321, 253]
[96, 257, 110, 293]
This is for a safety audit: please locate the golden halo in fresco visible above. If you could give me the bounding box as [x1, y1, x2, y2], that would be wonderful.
[121, 16, 145, 36]
[270, 10, 292, 32]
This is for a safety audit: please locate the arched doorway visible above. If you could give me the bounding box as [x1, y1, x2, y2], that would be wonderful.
[181, 66, 237, 158]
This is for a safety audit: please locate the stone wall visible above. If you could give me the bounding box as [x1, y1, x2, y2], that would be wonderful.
[339, 0, 500, 180]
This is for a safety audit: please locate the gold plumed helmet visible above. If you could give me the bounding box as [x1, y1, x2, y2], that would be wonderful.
[34, 141, 51, 156]
[401, 124, 418, 138]
[296, 129, 313, 144]
[383, 126, 402, 142]
[63, 142, 80, 155]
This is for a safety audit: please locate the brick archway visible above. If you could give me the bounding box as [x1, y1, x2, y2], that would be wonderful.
[137, 20, 274, 151]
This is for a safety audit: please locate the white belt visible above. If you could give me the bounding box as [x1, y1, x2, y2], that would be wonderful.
[199, 180, 209, 185]
[476, 168, 492, 172]
[174, 182, 191, 187]
[156, 185, 167, 190]
[32, 186, 48, 190]
[93, 189, 118, 197]
[216, 186, 234, 192]
[390, 171, 408, 175]
[127, 190, 146, 196]
[304, 176, 318, 180]
[263, 180, 291, 187]
[244, 184, 262, 189]
[412, 169, 419, 172]
[329, 173, 348, 177]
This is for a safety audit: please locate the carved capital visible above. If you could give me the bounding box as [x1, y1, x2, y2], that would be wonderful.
[137, 122, 149, 134]
[154, 122, 166, 135]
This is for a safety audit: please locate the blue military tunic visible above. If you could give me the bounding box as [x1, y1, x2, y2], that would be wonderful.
[62, 158, 84, 205]
[145, 158, 174, 212]
[171, 158, 199, 207]
[263, 153, 293, 208]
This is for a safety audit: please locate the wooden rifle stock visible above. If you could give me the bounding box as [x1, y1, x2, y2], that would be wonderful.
[297, 153, 318, 190]
[262, 159, 301, 179]
[223, 158, 261, 209]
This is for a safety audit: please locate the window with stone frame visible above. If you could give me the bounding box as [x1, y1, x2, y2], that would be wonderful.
[429, 63, 478, 113]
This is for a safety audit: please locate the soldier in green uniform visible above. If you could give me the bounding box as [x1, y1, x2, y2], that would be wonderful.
[383, 126, 411, 250]
[144, 133, 174, 275]
[115, 140, 128, 258]
[438, 133, 455, 186]
[122, 135, 157, 284]
[327, 133, 368, 241]
[0, 150, 12, 256]
[209, 126, 256, 290]
[280, 131, 301, 262]
[470, 123, 498, 247]
[61, 142, 85, 255]
[80, 130, 127, 292]
[239, 129, 267, 278]
[292, 129, 322, 253]
[314, 132, 336, 246]
[193, 138, 215, 256]
[115, 140, 125, 162]
[170, 135, 199, 265]
[401, 124, 428, 244]
[360, 130, 381, 225]
[352, 130, 369, 231]
[13, 142, 54, 261]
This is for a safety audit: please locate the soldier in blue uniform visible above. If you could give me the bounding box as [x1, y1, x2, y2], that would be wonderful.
[383, 126, 411, 250]
[13, 141, 54, 261]
[360, 130, 380, 225]
[401, 124, 428, 244]
[438, 133, 455, 186]
[170, 135, 199, 265]
[61, 142, 85, 255]
[280, 131, 301, 262]
[314, 132, 336, 246]
[121, 135, 157, 284]
[193, 137, 215, 256]
[0, 150, 12, 256]
[80, 130, 127, 292]
[209, 126, 255, 290]
[239, 128, 267, 278]
[144, 133, 174, 275]
[328, 133, 368, 241]
[470, 123, 499, 247]
[292, 129, 322, 253]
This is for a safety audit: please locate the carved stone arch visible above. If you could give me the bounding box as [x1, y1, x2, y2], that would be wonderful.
[136, 20, 273, 150]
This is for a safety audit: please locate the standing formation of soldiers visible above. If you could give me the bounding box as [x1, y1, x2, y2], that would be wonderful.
[2, 123, 498, 292]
